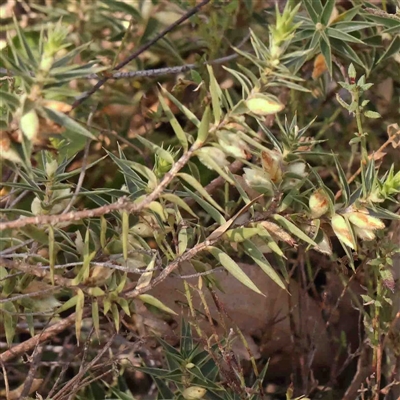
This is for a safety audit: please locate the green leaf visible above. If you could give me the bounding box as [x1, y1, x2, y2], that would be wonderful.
[92, 300, 100, 339]
[75, 288, 85, 345]
[320, 0, 335, 26]
[157, 90, 188, 151]
[111, 303, 120, 332]
[320, 33, 332, 76]
[194, 150, 234, 184]
[162, 88, 200, 128]
[0, 302, 17, 346]
[183, 185, 226, 225]
[303, 0, 319, 24]
[207, 65, 222, 123]
[272, 214, 317, 246]
[225, 227, 260, 242]
[136, 135, 175, 164]
[0, 90, 20, 110]
[197, 105, 211, 144]
[331, 21, 377, 33]
[208, 246, 263, 295]
[161, 193, 198, 219]
[326, 27, 365, 44]
[331, 39, 365, 67]
[364, 110, 381, 119]
[376, 35, 400, 65]
[99, 0, 142, 19]
[138, 294, 178, 315]
[333, 153, 350, 206]
[223, 66, 252, 96]
[242, 239, 286, 290]
[55, 295, 78, 314]
[122, 211, 129, 261]
[125, 160, 158, 189]
[136, 254, 156, 290]
[12, 14, 37, 69]
[43, 107, 97, 140]
[178, 173, 225, 213]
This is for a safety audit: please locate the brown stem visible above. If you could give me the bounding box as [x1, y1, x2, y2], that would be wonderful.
[71, 0, 211, 110]
[0, 310, 89, 363]
[0, 142, 201, 231]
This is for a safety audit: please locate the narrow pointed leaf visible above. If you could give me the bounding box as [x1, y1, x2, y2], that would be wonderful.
[272, 214, 317, 246]
[158, 91, 188, 151]
[242, 239, 286, 290]
[208, 246, 263, 295]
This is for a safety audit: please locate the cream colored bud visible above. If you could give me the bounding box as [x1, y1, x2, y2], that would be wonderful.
[309, 189, 330, 218]
[131, 222, 154, 238]
[20, 110, 39, 141]
[197, 147, 229, 169]
[243, 167, 273, 194]
[217, 131, 250, 159]
[246, 95, 284, 116]
[31, 197, 43, 216]
[331, 214, 356, 249]
[182, 386, 207, 400]
[353, 226, 376, 241]
[315, 231, 332, 255]
[45, 159, 58, 177]
[347, 212, 385, 231]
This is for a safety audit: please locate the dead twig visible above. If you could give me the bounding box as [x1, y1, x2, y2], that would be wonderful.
[52, 333, 116, 400]
[341, 342, 373, 400]
[20, 344, 44, 398]
[70, 0, 211, 110]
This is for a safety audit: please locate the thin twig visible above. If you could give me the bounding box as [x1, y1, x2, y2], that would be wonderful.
[71, 0, 211, 110]
[0, 239, 34, 255]
[0, 360, 10, 400]
[179, 266, 225, 279]
[0, 46, 242, 82]
[0, 287, 57, 303]
[20, 344, 44, 398]
[52, 334, 115, 400]
[124, 236, 217, 299]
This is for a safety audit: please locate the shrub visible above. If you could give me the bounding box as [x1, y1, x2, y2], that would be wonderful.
[0, 1, 399, 399]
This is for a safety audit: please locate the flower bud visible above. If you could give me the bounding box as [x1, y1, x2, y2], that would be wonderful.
[347, 212, 385, 231]
[196, 147, 229, 169]
[182, 387, 207, 400]
[315, 231, 332, 255]
[309, 189, 330, 218]
[261, 149, 283, 183]
[353, 226, 376, 241]
[243, 167, 273, 194]
[217, 131, 250, 159]
[246, 94, 284, 116]
[331, 214, 356, 249]
[131, 222, 154, 238]
[45, 159, 58, 177]
[20, 109, 39, 141]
